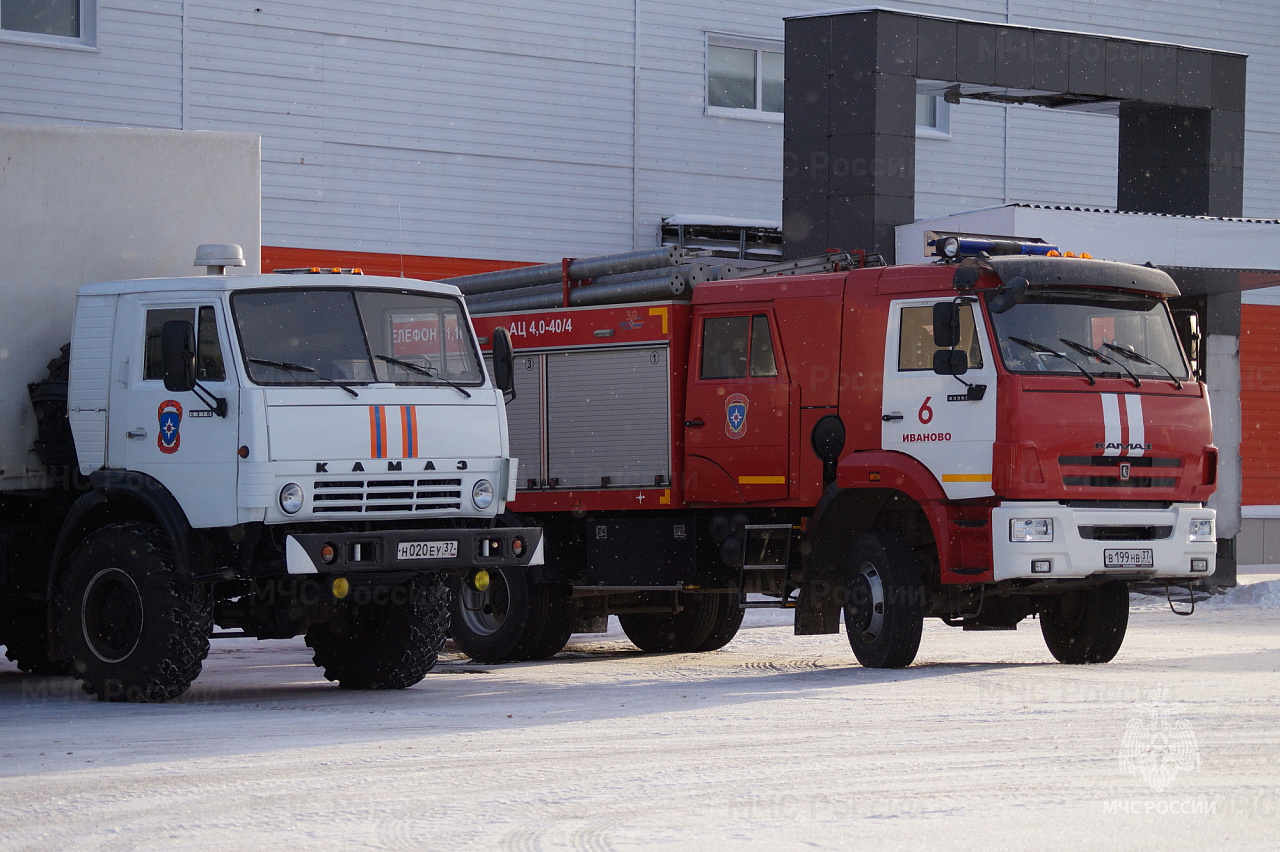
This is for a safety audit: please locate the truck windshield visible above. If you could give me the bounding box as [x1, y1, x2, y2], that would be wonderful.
[986, 288, 1189, 381]
[232, 288, 485, 388]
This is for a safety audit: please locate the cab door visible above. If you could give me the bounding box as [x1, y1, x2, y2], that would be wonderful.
[880, 298, 997, 499]
[109, 297, 240, 528]
[684, 309, 790, 503]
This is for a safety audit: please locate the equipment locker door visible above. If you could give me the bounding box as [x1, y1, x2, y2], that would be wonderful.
[684, 309, 790, 503]
[109, 297, 240, 528]
[880, 298, 997, 499]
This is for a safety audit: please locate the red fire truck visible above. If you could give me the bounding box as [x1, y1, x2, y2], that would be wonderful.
[456, 237, 1217, 668]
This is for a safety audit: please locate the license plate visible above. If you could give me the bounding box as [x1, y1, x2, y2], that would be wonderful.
[1104, 548, 1153, 568]
[397, 540, 458, 560]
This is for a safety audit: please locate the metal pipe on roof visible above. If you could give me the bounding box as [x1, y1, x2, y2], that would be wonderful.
[445, 246, 687, 296]
[467, 273, 689, 315]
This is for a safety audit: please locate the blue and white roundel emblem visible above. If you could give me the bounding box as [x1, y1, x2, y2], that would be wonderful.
[157, 399, 183, 454]
[725, 393, 748, 439]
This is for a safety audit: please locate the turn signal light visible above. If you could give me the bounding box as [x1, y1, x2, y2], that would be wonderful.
[320, 543, 337, 564]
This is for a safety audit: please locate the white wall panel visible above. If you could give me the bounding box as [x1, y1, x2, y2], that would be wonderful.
[0, 1, 183, 128]
[1005, 106, 1118, 210]
[1, 0, 1277, 263]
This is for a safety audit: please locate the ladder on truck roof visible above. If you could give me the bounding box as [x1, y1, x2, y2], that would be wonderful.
[450, 247, 883, 315]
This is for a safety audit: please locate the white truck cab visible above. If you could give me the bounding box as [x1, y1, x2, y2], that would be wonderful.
[10, 246, 541, 701]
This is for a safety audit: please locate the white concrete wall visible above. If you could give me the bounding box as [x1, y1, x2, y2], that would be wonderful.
[0, 124, 260, 491]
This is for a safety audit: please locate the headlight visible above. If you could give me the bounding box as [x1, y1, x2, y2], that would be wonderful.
[472, 479, 494, 510]
[279, 482, 304, 515]
[1010, 518, 1053, 542]
[1189, 519, 1215, 542]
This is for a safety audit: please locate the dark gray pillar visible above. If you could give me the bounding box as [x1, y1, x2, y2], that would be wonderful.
[784, 11, 916, 261]
[1118, 104, 1245, 217]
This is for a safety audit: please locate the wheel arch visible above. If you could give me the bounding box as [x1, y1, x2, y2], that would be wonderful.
[795, 478, 943, 635]
[47, 471, 198, 614]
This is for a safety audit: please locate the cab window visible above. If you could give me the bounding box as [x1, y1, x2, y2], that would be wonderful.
[143, 306, 226, 381]
[197, 306, 226, 381]
[700, 314, 778, 379]
[897, 304, 983, 371]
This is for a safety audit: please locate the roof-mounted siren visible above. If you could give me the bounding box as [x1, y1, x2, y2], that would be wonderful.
[926, 231, 1058, 261]
[194, 244, 246, 275]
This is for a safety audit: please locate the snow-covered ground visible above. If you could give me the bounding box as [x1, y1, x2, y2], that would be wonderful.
[3, 577, 1279, 850]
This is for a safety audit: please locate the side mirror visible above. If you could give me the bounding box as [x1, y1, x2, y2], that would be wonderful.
[491, 326, 516, 401]
[933, 301, 961, 348]
[934, 349, 969, 376]
[988, 276, 1029, 314]
[161, 320, 197, 393]
[1174, 309, 1201, 377]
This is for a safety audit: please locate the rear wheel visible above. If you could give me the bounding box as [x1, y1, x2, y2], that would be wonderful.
[58, 523, 211, 702]
[619, 592, 741, 653]
[692, 593, 745, 652]
[843, 531, 926, 669]
[0, 598, 68, 675]
[307, 573, 449, 689]
[1039, 581, 1129, 664]
[449, 568, 574, 663]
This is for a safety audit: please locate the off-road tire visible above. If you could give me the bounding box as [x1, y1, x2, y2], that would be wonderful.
[1039, 580, 1129, 664]
[843, 531, 926, 669]
[306, 573, 449, 689]
[619, 593, 731, 653]
[449, 569, 574, 663]
[0, 598, 69, 675]
[58, 523, 211, 702]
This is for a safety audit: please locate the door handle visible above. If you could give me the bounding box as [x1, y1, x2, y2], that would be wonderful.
[685, 418, 705, 428]
[881, 413, 903, 422]
[127, 428, 148, 439]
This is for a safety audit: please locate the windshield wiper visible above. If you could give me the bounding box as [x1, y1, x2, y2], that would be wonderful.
[375, 354, 471, 399]
[1009, 337, 1096, 385]
[248, 357, 360, 398]
[1059, 337, 1140, 388]
[1102, 342, 1183, 390]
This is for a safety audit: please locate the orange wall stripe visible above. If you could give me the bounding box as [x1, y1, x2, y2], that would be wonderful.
[262, 246, 535, 281]
[1241, 304, 1280, 505]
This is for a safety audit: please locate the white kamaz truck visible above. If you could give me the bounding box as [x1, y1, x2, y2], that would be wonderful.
[0, 245, 540, 701]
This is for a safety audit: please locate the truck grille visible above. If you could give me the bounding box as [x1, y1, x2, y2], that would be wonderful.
[1059, 455, 1180, 489]
[311, 477, 463, 514]
[1078, 525, 1173, 541]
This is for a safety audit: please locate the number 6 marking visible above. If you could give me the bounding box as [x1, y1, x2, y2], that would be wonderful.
[918, 397, 934, 424]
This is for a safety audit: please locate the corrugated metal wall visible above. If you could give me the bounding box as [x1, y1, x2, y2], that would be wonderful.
[0, 1, 1277, 261]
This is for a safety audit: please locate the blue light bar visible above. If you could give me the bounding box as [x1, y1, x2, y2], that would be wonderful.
[928, 233, 1060, 259]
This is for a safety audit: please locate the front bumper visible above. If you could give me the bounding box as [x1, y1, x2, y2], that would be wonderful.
[283, 526, 544, 575]
[991, 501, 1215, 581]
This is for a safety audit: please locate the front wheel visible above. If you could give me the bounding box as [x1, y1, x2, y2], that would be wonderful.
[58, 523, 211, 702]
[843, 531, 926, 669]
[1039, 581, 1129, 664]
[306, 573, 449, 689]
[448, 568, 575, 663]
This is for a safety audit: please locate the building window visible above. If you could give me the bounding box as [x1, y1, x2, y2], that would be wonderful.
[706, 34, 783, 121]
[916, 94, 951, 138]
[1, 1, 95, 47]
